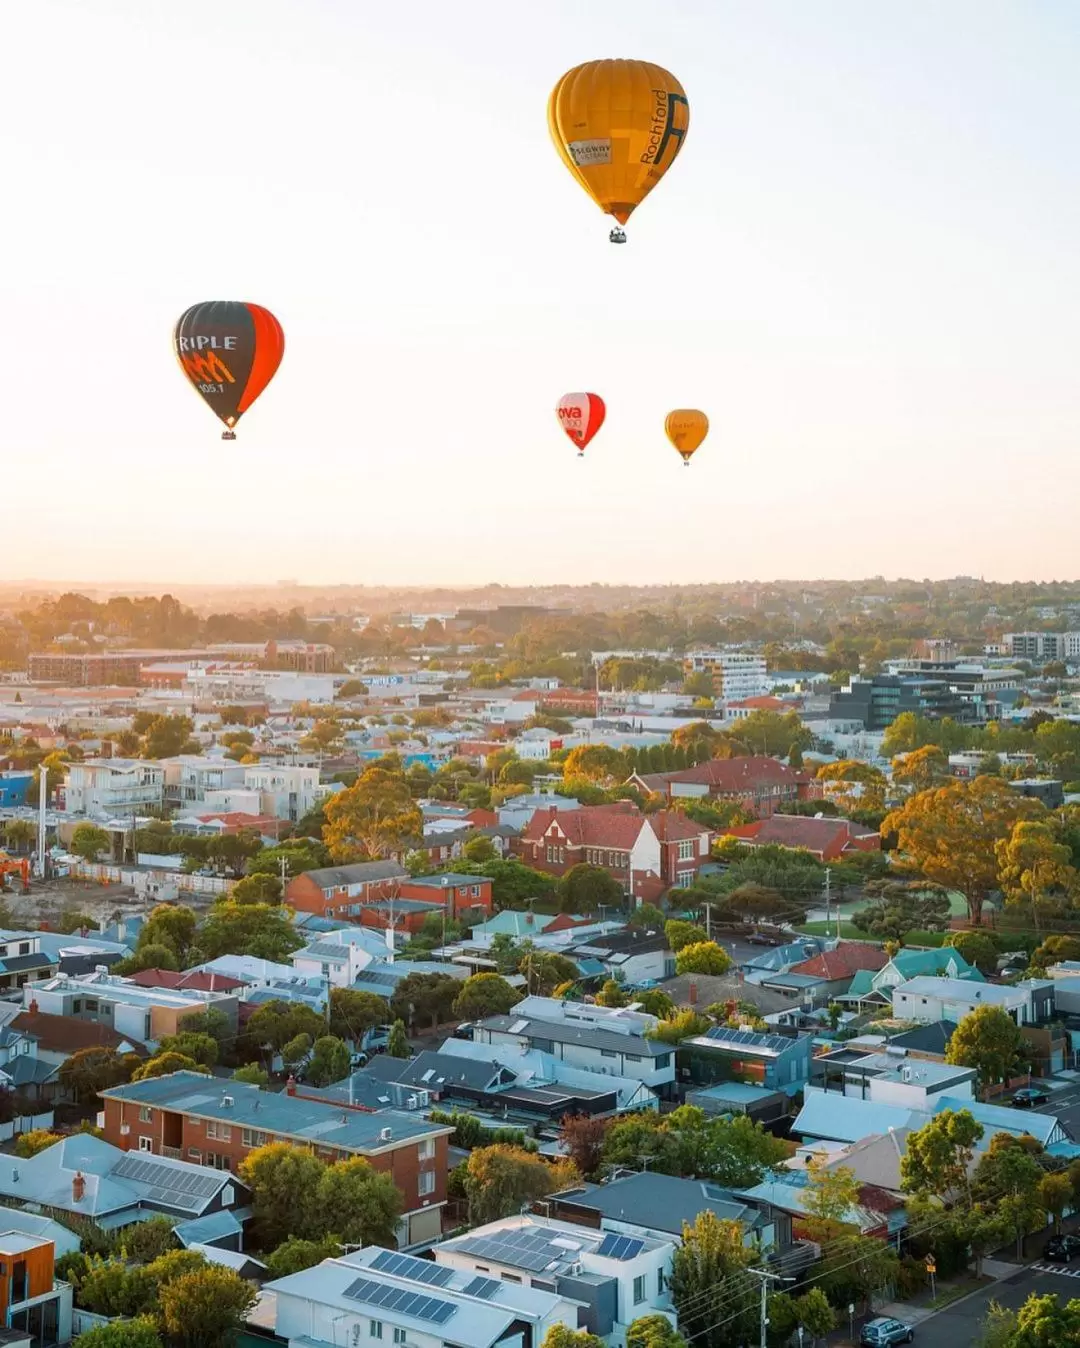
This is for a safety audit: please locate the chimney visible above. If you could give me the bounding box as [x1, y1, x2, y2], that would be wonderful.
[688, 979, 698, 1005]
[72, 1172, 86, 1203]
[28, 999, 38, 1015]
[286, 1075, 297, 1096]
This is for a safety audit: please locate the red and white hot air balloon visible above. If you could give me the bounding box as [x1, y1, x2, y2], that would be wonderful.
[556, 392, 606, 457]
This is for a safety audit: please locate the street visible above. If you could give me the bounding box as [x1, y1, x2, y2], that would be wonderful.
[1031, 1079, 1080, 1140]
[909, 1264, 1080, 1348]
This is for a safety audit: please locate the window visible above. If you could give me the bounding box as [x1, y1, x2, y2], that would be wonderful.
[658, 1268, 665, 1295]
[601, 1049, 617, 1059]
[188, 1148, 201, 1161]
[624, 1053, 642, 1063]
[138, 1136, 154, 1153]
[17, 943, 28, 956]
[418, 1170, 436, 1196]
[655, 1053, 671, 1069]
[206, 1121, 219, 1140]
[138, 1107, 152, 1123]
[394, 1331, 407, 1345]
[471, 885, 480, 897]
[370, 1321, 383, 1339]
[417, 1138, 435, 1161]
[501, 1273, 522, 1284]
[242, 1130, 253, 1147]
[633, 1275, 646, 1305]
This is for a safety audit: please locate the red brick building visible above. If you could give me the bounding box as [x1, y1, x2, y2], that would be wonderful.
[285, 861, 492, 927]
[719, 813, 880, 861]
[285, 861, 408, 920]
[513, 802, 712, 899]
[628, 755, 820, 817]
[100, 1071, 454, 1245]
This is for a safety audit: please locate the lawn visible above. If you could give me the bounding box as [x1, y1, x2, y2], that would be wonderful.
[793, 920, 867, 939]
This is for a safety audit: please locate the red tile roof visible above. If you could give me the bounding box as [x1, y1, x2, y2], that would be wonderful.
[127, 968, 247, 993]
[633, 755, 812, 795]
[12, 1010, 149, 1056]
[728, 696, 791, 711]
[790, 942, 887, 980]
[725, 815, 879, 854]
[521, 803, 706, 849]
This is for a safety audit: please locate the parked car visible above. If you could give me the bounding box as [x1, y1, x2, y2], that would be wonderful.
[746, 932, 782, 946]
[1044, 1234, 1080, 1262]
[1013, 1087, 1049, 1108]
[860, 1318, 914, 1346]
[452, 1022, 475, 1040]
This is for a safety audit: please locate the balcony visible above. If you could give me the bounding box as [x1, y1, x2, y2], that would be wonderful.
[161, 1145, 182, 1160]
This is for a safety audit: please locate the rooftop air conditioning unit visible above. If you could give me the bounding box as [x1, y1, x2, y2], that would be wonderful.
[379, 1127, 393, 1142]
[119, 1124, 130, 1136]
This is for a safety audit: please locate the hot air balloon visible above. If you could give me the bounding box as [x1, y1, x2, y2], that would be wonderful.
[665, 409, 708, 466]
[548, 60, 689, 243]
[173, 301, 284, 439]
[557, 392, 606, 457]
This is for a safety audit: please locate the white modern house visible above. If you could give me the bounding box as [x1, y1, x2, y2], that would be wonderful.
[63, 760, 165, 816]
[159, 755, 246, 809]
[891, 976, 1055, 1027]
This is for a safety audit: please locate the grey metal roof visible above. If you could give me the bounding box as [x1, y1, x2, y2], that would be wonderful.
[552, 1171, 762, 1235]
[480, 1014, 670, 1058]
[101, 1070, 452, 1152]
[303, 862, 407, 888]
[445, 1223, 602, 1274]
[364, 1050, 509, 1093]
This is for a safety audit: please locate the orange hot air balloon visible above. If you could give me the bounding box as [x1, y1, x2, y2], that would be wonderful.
[548, 59, 689, 243]
[556, 392, 606, 457]
[173, 301, 284, 440]
[665, 409, 708, 466]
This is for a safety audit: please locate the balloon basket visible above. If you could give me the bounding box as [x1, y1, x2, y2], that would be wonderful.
[221, 431, 237, 441]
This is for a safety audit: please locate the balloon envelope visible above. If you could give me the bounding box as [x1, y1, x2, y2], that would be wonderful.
[174, 301, 284, 434]
[548, 60, 689, 226]
[665, 409, 708, 464]
[557, 392, 606, 455]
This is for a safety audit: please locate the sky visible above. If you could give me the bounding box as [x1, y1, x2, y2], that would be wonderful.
[3, 0, 1080, 588]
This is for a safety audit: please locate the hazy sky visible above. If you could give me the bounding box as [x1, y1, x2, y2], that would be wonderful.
[4, 1, 1079, 587]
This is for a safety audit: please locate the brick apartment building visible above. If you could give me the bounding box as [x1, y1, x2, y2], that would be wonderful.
[627, 755, 820, 818]
[513, 802, 711, 899]
[285, 862, 493, 925]
[100, 1071, 454, 1245]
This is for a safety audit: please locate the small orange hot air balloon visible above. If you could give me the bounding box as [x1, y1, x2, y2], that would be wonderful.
[556, 392, 606, 457]
[173, 301, 284, 440]
[665, 409, 708, 466]
[548, 59, 690, 243]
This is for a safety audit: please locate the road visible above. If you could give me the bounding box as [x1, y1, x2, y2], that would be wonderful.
[1032, 1080, 1080, 1140]
[912, 1264, 1080, 1348]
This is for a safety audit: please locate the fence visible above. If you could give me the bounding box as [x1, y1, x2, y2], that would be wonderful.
[68, 860, 231, 898]
[0, 1110, 56, 1143]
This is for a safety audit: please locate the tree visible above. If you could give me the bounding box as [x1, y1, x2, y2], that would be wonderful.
[883, 777, 1042, 925]
[795, 1287, 836, 1346]
[1010, 1292, 1080, 1347]
[562, 745, 629, 783]
[72, 1320, 162, 1348]
[138, 903, 198, 963]
[58, 1047, 134, 1104]
[265, 1235, 342, 1279]
[560, 1114, 609, 1178]
[198, 899, 302, 962]
[1040, 1171, 1072, 1234]
[323, 766, 423, 861]
[945, 930, 1000, 976]
[462, 835, 497, 864]
[465, 1145, 577, 1224]
[157, 1031, 218, 1069]
[232, 1063, 269, 1087]
[541, 1329, 606, 1348]
[627, 1317, 686, 1348]
[665, 919, 707, 952]
[892, 745, 949, 793]
[996, 820, 1078, 934]
[851, 881, 951, 941]
[471, 858, 557, 908]
[595, 978, 629, 1008]
[817, 759, 887, 812]
[3, 819, 36, 854]
[900, 1108, 984, 1202]
[1032, 934, 1080, 970]
[802, 1159, 859, 1239]
[239, 1142, 325, 1247]
[520, 949, 579, 996]
[158, 1264, 258, 1348]
[389, 972, 459, 1030]
[946, 1004, 1025, 1087]
[248, 839, 329, 878]
[141, 714, 200, 759]
[630, 903, 667, 929]
[387, 1019, 411, 1058]
[328, 987, 390, 1043]
[670, 1211, 757, 1348]
[231, 872, 284, 905]
[648, 1009, 712, 1045]
[245, 999, 325, 1053]
[972, 1134, 1046, 1258]
[675, 941, 732, 976]
[637, 988, 675, 1018]
[453, 972, 522, 1021]
[317, 1156, 403, 1245]
[308, 1035, 351, 1086]
[112, 941, 180, 976]
[70, 822, 110, 862]
[558, 863, 626, 915]
[132, 1051, 208, 1081]
[281, 1033, 313, 1072]
[14, 1129, 62, 1158]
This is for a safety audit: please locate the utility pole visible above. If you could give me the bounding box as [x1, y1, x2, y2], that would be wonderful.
[822, 867, 832, 937]
[748, 1267, 793, 1348]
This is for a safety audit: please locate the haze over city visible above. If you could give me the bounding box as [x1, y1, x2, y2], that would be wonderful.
[4, 0, 1079, 585]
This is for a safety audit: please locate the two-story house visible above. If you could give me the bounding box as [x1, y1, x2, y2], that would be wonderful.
[159, 755, 246, 810]
[843, 947, 984, 1013]
[100, 1071, 454, 1245]
[62, 759, 165, 816]
[285, 862, 408, 921]
[22, 973, 239, 1048]
[891, 976, 1055, 1027]
[514, 804, 711, 898]
[678, 1026, 814, 1094]
[626, 756, 819, 817]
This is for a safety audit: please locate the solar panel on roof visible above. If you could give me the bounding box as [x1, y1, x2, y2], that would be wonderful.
[112, 1155, 221, 1205]
[343, 1277, 457, 1324]
[596, 1233, 645, 1260]
[371, 1249, 455, 1286]
[462, 1276, 501, 1300]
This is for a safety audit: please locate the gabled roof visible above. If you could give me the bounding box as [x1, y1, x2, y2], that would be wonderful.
[630, 756, 813, 795]
[479, 1013, 670, 1058]
[12, 1010, 147, 1057]
[794, 1090, 927, 1144]
[300, 861, 407, 888]
[725, 815, 879, 853]
[890, 948, 984, 981]
[519, 802, 645, 850]
[790, 943, 887, 981]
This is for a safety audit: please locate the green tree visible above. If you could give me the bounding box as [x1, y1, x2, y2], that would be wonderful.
[1040, 1171, 1073, 1234]
[156, 1031, 219, 1069]
[1010, 1291, 1080, 1347]
[972, 1134, 1046, 1258]
[665, 919, 707, 952]
[648, 1009, 712, 1045]
[520, 949, 579, 996]
[323, 766, 423, 861]
[851, 881, 951, 941]
[265, 1235, 342, 1279]
[558, 863, 626, 915]
[802, 1159, 859, 1239]
[141, 714, 200, 759]
[465, 1145, 578, 1224]
[996, 819, 1078, 934]
[308, 1034, 351, 1086]
[239, 1142, 325, 1247]
[595, 978, 629, 1008]
[389, 972, 459, 1030]
[112, 942, 180, 976]
[198, 898, 302, 962]
[245, 1000, 325, 1053]
[945, 930, 1000, 976]
[540, 1329, 606, 1348]
[675, 941, 732, 976]
[328, 987, 390, 1043]
[69, 822, 110, 862]
[637, 988, 675, 1018]
[72, 1319, 162, 1348]
[670, 1211, 757, 1348]
[231, 872, 284, 905]
[387, 1019, 411, 1058]
[627, 1316, 686, 1348]
[247, 839, 330, 878]
[14, 1129, 62, 1158]
[795, 1287, 837, 1346]
[453, 972, 522, 1020]
[231, 1063, 270, 1087]
[317, 1156, 404, 1245]
[158, 1264, 258, 1348]
[138, 903, 198, 963]
[132, 1051, 208, 1081]
[281, 1033, 313, 1072]
[946, 1004, 1025, 1087]
[471, 858, 557, 907]
[901, 1108, 984, 1202]
[630, 903, 667, 928]
[58, 1047, 135, 1104]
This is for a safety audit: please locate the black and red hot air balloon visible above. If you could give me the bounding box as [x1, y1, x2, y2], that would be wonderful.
[173, 301, 284, 439]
